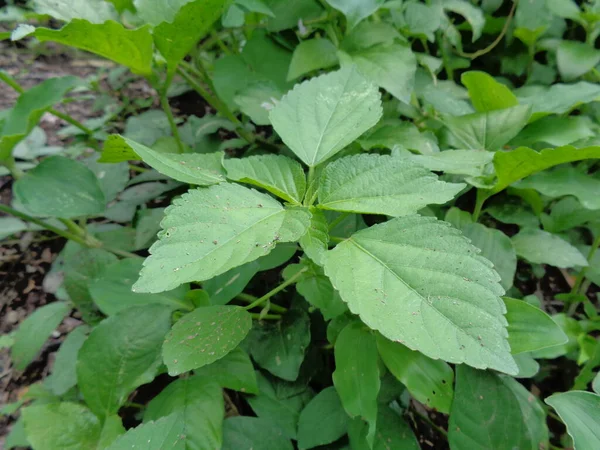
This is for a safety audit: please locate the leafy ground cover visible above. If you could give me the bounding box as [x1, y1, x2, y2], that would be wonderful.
[1, 0, 600, 449]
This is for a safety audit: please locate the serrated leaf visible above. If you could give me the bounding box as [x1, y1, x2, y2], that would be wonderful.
[333, 322, 380, 446]
[323, 215, 517, 374]
[270, 66, 382, 167]
[512, 229, 588, 268]
[318, 154, 464, 216]
[443, 105, 531, 151]
[224, 154, 306, 204]
[162, 305, 252, 376]
[287, 38, 339, 81]
[107, 415, 185, 450]
[376, 334, 454, 413]
[11, 302, 70, 370]
[546, 391, 600, 450]
[145, 376, 224, 450]
[223, 417, 294, 450]
[449, 365, 548, 450]
[325, 0, 384, 29]
[22, 403, 102, 450]
[103, 135, 226, 185]
[194, 347, 258, 394]
[297, 387, 348, 449]
[77, 305, 171, 419]
[504, 298, 568, 354]
[134, 183, 310, 293]
[461, 71, 518, 112]
[298, 208, 329, 265]
[44, 327, 88, 396]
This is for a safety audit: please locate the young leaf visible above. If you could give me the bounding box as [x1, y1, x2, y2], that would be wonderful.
[512, 229, 588, 268]
[449, 366, 548, 450]
[325, 0, 384, 30]
[44, 326, 88, 396]
[144, 376, 224, 450]
[557, 41, 600, 81]
[77, 305, 171, 419]
[348, 406, 419, 450]
[14, 156, 106, 218]
[134, 183, 310, 293]
[333, 322, 380, 446]
[22, 403, 102, 450]
[546, 391, 600, 450]
[461, 71, 518, 112]
[298, 208, 329, 265]
[11, 302, 70, 370]
[376, 334, 454, 414]
[103, 135, 226, 185]
[323, 215, 517, 375]
[223, 154, 306, 204]
[269, 66, 382, 167]
[504, 298, 568, 354]
[297, 387, 349, 449]
[162, 305, 252, 376]
[287, 38, 339, 81]
[222, 417, 293, 450]
[107, 415, 185, 450]
[317, 154, 464, 216]
[194, 347, 258, 394]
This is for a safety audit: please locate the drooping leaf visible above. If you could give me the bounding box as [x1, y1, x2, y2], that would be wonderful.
[545, 391, 600, 450]
[77, 305, 171, 419]
[333, 322, 380, 446]
[222, 416, 294, 450]
[194, 347, 258, 394]
[162, 305, 252, 376]
[44, 326, 88, 396]
[133, 183, 310, 293]
[223, 154, 306, 205]
[511, 229, 588, 268]
[323, 215, 517, 374]
[297, 387, 349, 449]
[145, 376, 224, 450]
[107, 415, 185, 450]
[103, 135, 226, 185]
[449, 365, 549, 450]
[270, 66, 382, 167]
[318, 154, 464, 216]
[11, 302, 70, 370]
[203, 261, 260, 305]
[376, 334, 454, 413]
[287, 38, 339, 81]
[503, 297, 568, 354]
[461, 71, 518, 112]
[348, 406, 419, 450]
[298, 208, 329, 266]
[557, 40, 600, 81]
[443, 0, 485, 41]
[325, 0, 385, 30]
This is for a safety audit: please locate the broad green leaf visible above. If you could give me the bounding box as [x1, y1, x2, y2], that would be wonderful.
[223, 154, 306, 204]
[247, 309, 311, 381]
[107, 415, 185, 450]
[504, 297, 568, 354]
[333, 322, 380, 446]
[543, 197, 599, 233]
[449, 365, 548, 450]
[318, 154, 464, 216]
[403, 2, 442, 42]
[135, 207, 165, 249]
[512, 116, 595, 147]
[531, 313, 582, 360]
[287, 38, 339, 81]
[325, 0, 384, 29]
[44, 327, 88, 396]
[203, 261, 260, 305]
[297, 387, 348, 449]
[486, 202, 540, 229]
[443, 105, 531, 151]
[123, 110, 172, 147]
[461, 71, 518, 112]
[134, 0, 189, 25]
[83, 154, 129, 203]
[31, 20, 153, 76]
[298, 208, 329, 266]
[89, 258, 192, 315]
[516, 82, 600, 120]
[22, 403, 102, 450]
[103, 135, 226, 185]
[348, 406, 419, 450]
[410, 149, 493, 177]
[557, 40, 600, 81]
[222, 417, 293, 450]
[257, 242, 298, 270]
[339, 43, 416, 103]
[459, 222, 517, 290]
[512, 229, 588, 268]
[490, 145, 600, 194]
[0, 76, 79, 162]
[233, 80, 282, 125]
[5, 417, 29, 449]
[444, 0, 485, 41]
[0, 217, 28, 240]
[546, 391, 600, 450]
[162, 305, 252, 375]
[32, 0, 118, 23]
[98, 416, 125, 449]
[154, 0, 227, 73]
[323, 215, 517, 374]
[194, 347, 258, 394]
[264, 0, 323, 31]
[514, 353, 540, 378]
[358, 120, 438, 154]
[517, 166, 600, 210]
[14, 156, 105, 218]
[11, 302, 70, 370]
[145, 376, 224, 450]
[133, 183, 311, 293]
[77, 305, 171, 419]
[376, 334, 454, 413]
[341, 21, 401, 52]
[269, 66, 382, 167]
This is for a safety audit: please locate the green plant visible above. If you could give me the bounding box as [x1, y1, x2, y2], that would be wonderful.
[1, 0, 600, 449]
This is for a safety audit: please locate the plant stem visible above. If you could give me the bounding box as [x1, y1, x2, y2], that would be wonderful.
[571, 234, 600, 294]
[0, 70, 24, 92]
[128, 164, 149, 173]
[243, 267, 308, 311]
[159, 73, 185, 153]
[2, 157, 24, 179]
[236, 293, 287, 313]
[250, 313, 282, 320]
[411, 408, 448, 437]
[472, 189, 489, 221]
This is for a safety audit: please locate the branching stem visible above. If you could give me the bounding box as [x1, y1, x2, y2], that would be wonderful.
[243, 268, 307, 311]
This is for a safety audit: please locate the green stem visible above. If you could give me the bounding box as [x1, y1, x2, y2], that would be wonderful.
[2, 156, 24, 179]
[571, 234, 600, 294]
[236, 293, 287, 313]
[328, 212, 349, 231]
[250, 313, 282, 320]
[329, 236, 346, 244]
[412, 408, 448, 437]
[0, 70, 24, 93]
[159, 73, 185, 153]
[48, 108, 95, 136]
[128, 164, 149, 173]
[304, 166, 317, 207]
[472, 189, 489, 222]
[243, 268, 308, 311]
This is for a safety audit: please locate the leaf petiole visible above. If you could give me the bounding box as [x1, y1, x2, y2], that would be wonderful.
[243, 267, 308, 311]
